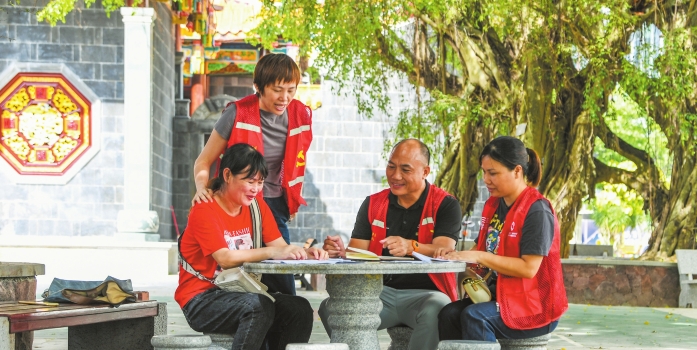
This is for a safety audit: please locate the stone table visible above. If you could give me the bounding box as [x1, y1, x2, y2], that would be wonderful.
[244, 261, 469, 350]
[0, 262, 45, 350]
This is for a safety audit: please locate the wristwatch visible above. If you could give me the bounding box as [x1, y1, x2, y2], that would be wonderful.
[411, 240, 420, 253]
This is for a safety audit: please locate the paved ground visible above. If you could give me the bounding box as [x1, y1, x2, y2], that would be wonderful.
[31, 275, 697, 349]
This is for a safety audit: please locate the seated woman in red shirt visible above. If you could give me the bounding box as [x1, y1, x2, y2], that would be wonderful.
[175, 143, 327, 350]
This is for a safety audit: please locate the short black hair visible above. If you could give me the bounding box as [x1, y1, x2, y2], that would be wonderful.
[208, 143, 268, 192]
[254, 54, 301, 96]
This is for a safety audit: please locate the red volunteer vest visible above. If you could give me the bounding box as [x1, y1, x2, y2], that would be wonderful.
[226, 94, 312, 215]
[478, 186, 568, 330]
[367, 185, 459, 302]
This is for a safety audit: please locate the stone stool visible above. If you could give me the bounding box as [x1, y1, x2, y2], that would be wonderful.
[285, 344, 349, 349]
[386, 326, 413, 350]
[498, 334, 551, 350]
[203, 333, 234, 350]
[437, 340, 501, 350]
[151, 335, 211, 350]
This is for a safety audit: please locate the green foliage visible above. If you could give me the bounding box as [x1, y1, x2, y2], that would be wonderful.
[596, 90, 672, 182]
[589, 182, 647, 245]
[37, 0, 83, 25]
[250, 5, 697, 256]
[248, 0, 675, 156]
[35, 0, 141, 26]
[589, 89, 671, 246]
[304, 66, 321, 84]
[251, 0, 405, 117]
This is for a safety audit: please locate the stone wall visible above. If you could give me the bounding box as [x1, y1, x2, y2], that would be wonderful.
[0, 2, 176, 238]
[288, 82, 402, 243]
[0, 262, 43, 350]
[171, 100, 197, 237]
[150, 2, 175, 239]
[0, 277, 36, 349]
[288, 81, 489, 243]
[170, 80, 488, 243]
[209, 75, 255, 98]
[562, 259, 680, 307]
[170, 81, 408, 241]
[0, 102, 124, 236]
[0, 0, 124, 100]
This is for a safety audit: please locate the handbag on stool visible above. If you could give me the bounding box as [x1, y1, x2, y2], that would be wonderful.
[457, 268, 493, 303]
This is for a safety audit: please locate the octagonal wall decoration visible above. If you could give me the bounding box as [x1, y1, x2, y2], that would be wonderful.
[0, 65, 102, 184]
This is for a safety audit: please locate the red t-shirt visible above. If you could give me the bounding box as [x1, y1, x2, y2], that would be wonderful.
[174, 198, 282, 308]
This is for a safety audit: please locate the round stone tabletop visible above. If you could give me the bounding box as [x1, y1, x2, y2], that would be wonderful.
[244, 261, 470, 275]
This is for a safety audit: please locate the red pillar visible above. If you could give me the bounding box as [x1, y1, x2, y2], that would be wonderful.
[190, 74, 204, 115]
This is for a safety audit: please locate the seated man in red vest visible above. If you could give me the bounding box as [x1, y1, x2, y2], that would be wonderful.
[319, 139, 462, 350]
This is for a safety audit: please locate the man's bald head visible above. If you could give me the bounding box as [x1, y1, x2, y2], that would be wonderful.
[386, 138, 431, 207]
[390, 139, 431, 166]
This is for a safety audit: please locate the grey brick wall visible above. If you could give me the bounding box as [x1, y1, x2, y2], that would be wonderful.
[0, 0, 124, 100]
[288, 82, 488, 244]
[171, 109, 210, 236]
[288, 82, 397, 243]
[167, 79, 486, 244]
[0, 102, 124, 236]
[209, 75, 254, 98]
[150, 2, 175, 240]
[0, 1, 125, 236]
[465, 180, 488, 241]
[0, 2, 176, 239]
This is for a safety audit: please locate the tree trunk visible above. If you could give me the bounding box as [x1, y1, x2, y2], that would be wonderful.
[523, 55, 594, 258]
[642, 145, 697, 259]
[435, 119, 492, 215]
[538, 110, 595, 257]
[639, 1, 697, 259]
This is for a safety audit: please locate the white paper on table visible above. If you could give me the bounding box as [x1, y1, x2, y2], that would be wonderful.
[261, 258, 354, 264]
[412, 252, 475, 263]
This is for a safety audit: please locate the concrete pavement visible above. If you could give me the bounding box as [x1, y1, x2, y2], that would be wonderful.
[31, 275, 697, 349]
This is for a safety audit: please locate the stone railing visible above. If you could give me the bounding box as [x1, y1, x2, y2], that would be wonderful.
[562, 258, 679, 307]
[0, 261, 45, 350]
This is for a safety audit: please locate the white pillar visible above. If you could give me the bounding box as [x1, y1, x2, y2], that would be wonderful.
[0, 318, 15, 350]
[117, 7, 160, 241]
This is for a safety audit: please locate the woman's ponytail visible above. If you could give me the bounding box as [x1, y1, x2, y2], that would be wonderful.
[481, 136, 543, 187]
[207, 177, 224, 193]
[526, 148, 542, 187]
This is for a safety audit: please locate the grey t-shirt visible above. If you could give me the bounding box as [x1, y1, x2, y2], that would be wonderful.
[214, 103, 288, 198]
[478, 198, 555, 256]
[476, 198, 555, 287]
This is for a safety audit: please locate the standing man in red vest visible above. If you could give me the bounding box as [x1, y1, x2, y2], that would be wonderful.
[319, 139, 462, 350]
[191, 54, 313, 296]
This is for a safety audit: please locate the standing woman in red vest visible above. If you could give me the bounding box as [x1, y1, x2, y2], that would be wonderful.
[191, 54, 312, 296]
[437, 136, 568, 342]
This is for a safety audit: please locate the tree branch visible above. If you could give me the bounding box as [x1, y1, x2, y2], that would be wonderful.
[375, 27, 464, 96]
[594, 117, 670, 205]
[443, 25, 505, 100]
[595, 112, 656, 167]
[405, 3, 442, 31]
[375, 29, 413, 74]
[593, 158, 644, 193]
[617, 62, 672, 133]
